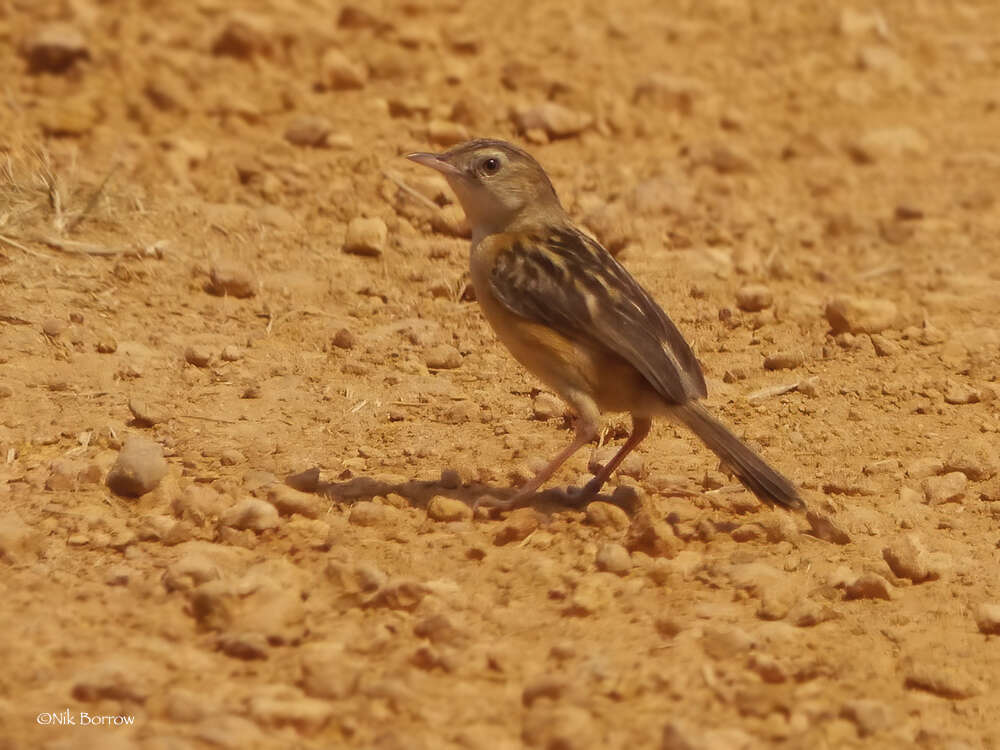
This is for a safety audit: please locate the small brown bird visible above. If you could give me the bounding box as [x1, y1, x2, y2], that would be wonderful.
[408, 139, 803, 512]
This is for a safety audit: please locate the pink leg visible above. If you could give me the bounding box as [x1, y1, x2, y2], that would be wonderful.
[476, 417, 598, 512]
[575, 416, 651, 502]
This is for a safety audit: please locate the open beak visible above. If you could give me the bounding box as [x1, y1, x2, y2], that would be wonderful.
[406, 152, 464, 178]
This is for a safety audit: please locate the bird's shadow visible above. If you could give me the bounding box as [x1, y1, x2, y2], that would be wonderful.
[294, 470, 638, 516]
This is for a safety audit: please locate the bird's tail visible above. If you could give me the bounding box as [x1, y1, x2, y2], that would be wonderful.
[674, 402, 804, 510]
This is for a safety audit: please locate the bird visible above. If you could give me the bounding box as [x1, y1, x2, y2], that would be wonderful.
[407, 138, 803, 512]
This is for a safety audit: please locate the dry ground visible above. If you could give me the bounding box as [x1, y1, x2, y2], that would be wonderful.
[1, 1, 1000, 748]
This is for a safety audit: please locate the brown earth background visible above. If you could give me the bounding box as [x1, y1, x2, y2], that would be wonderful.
[2, 0, 1000, 748]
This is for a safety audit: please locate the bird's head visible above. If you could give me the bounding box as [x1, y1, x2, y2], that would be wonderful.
[407, 139, 564, 241]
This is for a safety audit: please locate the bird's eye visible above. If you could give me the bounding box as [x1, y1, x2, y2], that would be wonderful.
[480, 157, 501, 175]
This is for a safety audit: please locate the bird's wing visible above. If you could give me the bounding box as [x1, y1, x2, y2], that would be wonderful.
[486, 227, 707, 404]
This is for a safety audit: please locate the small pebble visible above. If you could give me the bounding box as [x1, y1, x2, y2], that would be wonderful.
[735, 284, 773, 312]
[921, 472, 967, 504]
[845, 572, 893, 600]
[284, 116, 333, 148]
[320, 47, 366, 90]
[23, 23, 90, 73]
[805, 510, 851, 545]
[825, 296, 897, 334]
[595, 543, 631, 575]
[763, 351, 805, 370]
[512, 102, 593, 139]
[427, 495, 472, 522]
[220, 498, 280, 531]
[129, 398, 165, 427]
[584, 501, 630, 531]
[331, 328, 356, 349]
[532, 392, 565, 420]
[882, 534, 939, 583]
[973, 603, 1000, 635]
[96, 337, 118, 353]
[841, 699, 894, 737]
[423, 344, 462, 369]
[105, 437, 168, 498]
[348, 501, 387, 527]
[220, 344, 242, 362]
[904, 660, 984, 699]
[42, 318, 68, 337]
[870, 334, 902, 357]
[427, 119, 470, 146]
[493, 508, 539, 545]
[208, 263, 256, 298]
[185, 346, 214, 368]
[343, 217, 387, 257]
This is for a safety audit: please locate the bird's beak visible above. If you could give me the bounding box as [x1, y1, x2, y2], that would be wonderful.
[406, 152, 464, 178]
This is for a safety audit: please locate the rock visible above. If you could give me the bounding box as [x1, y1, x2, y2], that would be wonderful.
[71, 658, 150, 702]
[320, 48, 366, 89]
[847, 128, 928, 164]
[284, 116, 333, 147]
[208, 263, 256, 298]
[632, 73, 705, 114]
[568, 574, 614, 616]
[494, 508, 539, 545]
[629, 177, 695, 218]
[106, 437, 168, 498]
[522, 676, 570, 707]
[443, 400, 478, 424]
[943, 381, 980, 405]
[845, 572, 893, 601]
[764, 351, 805, 370]
[423, 344, 462, 369]
[331, 328, 356, 350]
[185, 345, 213, 368]
[512, 103, 593, 139]
[522, 704, 596, 749]
[46, 459, 81, 491]
[427, 495, 472, 522]
[343, 217, 387, 257]
[220, 499, 280, 531]
[22, 23, 90, 74]
[625, 509, 678, 558]
[585, 501, 630, 531]
[735, 284, 773, 312]
[300, 642, 358, 699]
[973, 603, 1000, 635]
[580, 200, 631, 255]
[428, 119, 470, 146]
[532, 392, 565, 420]
[906, 457, 944, 479]
[595, 543, 631, 575]
[883, 534, 939, 583]
[787, 599, 839, 628]
[921, 472, 967, 504]
[841, 699, 894, 737]
[0, 512, 41, 563]
[366, 579, 429, 611]
[266, 485, 325, 519]
[163, 553, 221, 592]
[825, 296, 897, 334]
[870, 334, 902, 357]
[42, 318, 68, 337]
[248, 690, 333, 734]
[701, 625, 754, 660]
[348, 501, 388, 527]
[211, 13, 273, 59]
[220, 344, 242, 362]
[805, 510, 851, 545]
[904, 660, 984, 699]
[129, 398, 165, 427]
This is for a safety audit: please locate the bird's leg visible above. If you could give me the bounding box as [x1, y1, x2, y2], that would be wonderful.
[575, 416, 652, 503]
[476, 415, 598, 512]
